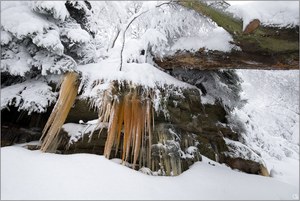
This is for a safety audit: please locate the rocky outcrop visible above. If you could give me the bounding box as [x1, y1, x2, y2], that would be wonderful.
[55, 86, 268, 176]
[1, 74, 269, 176]
[223, 157, 269, 176]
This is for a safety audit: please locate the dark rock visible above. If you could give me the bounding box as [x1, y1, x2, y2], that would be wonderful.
[57, 126, 109, 156]
[1, 123, 42, 146]
[1, 105, 52, 146]
[26, 144, 41, 150]
[222, 157, 269, 176]
[66, 99, 98, 123]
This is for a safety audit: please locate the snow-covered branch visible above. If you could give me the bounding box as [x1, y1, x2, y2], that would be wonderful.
[119, 1, 172, 71]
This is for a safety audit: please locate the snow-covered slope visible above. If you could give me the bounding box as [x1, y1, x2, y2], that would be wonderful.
[232, 70, 299, 187]
[1, 146, 298, 200]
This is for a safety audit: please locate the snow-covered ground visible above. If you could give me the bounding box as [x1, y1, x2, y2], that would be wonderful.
[1, 145, 298, 200]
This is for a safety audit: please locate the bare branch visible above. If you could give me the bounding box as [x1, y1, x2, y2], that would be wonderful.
[119, 1, 173, 71]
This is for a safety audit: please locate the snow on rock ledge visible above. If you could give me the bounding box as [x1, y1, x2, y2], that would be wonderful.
[78, 61, 195, 91]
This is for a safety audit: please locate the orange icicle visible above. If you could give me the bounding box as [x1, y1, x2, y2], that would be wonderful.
[40, 72, 79, 152]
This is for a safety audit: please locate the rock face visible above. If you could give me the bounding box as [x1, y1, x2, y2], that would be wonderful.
[55, 86, 268, 176]
[1, 73, 269, 176]
[58, 125, 108, 155]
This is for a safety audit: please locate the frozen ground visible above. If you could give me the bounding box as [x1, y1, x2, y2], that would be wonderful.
[1, 145, 298, 200]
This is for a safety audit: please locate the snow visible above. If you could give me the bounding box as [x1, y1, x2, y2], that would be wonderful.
[141, 28, 168, 47]
[1, 2, 299, 199]
[77, 60, 198, 116]
[232, 70, 299, 187]
[1, 4, 51, 39]
[62, 28, 91, 44]
[224, 138, 264, 165]
[31, 51, 76, 75]
[1, 45, 32, 76]
[62, 122, 108, 144]
[30, 1, 70, 21]
[171, 27, 234, 53]
[1, 146, 298, 200]
[78, 60, 196, 99]
[32, 29, 64, 55]
[1, 80, 57, 114]
[0, 30, 12, 45]
[185, 146, 199, 159]
[227, 1, 299, 30]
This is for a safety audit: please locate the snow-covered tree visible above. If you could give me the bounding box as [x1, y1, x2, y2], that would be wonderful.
[1, 1, 236, 113]
[1, 1, 99, 113]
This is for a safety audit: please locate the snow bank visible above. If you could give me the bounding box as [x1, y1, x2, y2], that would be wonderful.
[1, 146, 298, 200]
[171, 27, 234, 53]
[227, 1, 299, 29]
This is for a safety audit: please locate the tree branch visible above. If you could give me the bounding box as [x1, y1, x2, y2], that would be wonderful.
[177, 0, 299, 55]
[155, 49, 299, 70]
[157, 0, 299, 70]
[119, 10, 149, 71]
[119, 1, 173, 71]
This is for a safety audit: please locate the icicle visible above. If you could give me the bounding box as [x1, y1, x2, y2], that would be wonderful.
[146, 99, 152, 169]
[122, 91, 133, 162]
[96, 82, 154, 171]
[40, 72, 79, 152]
[103, 100, 118, 158]
[114, 96, 125, 157]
